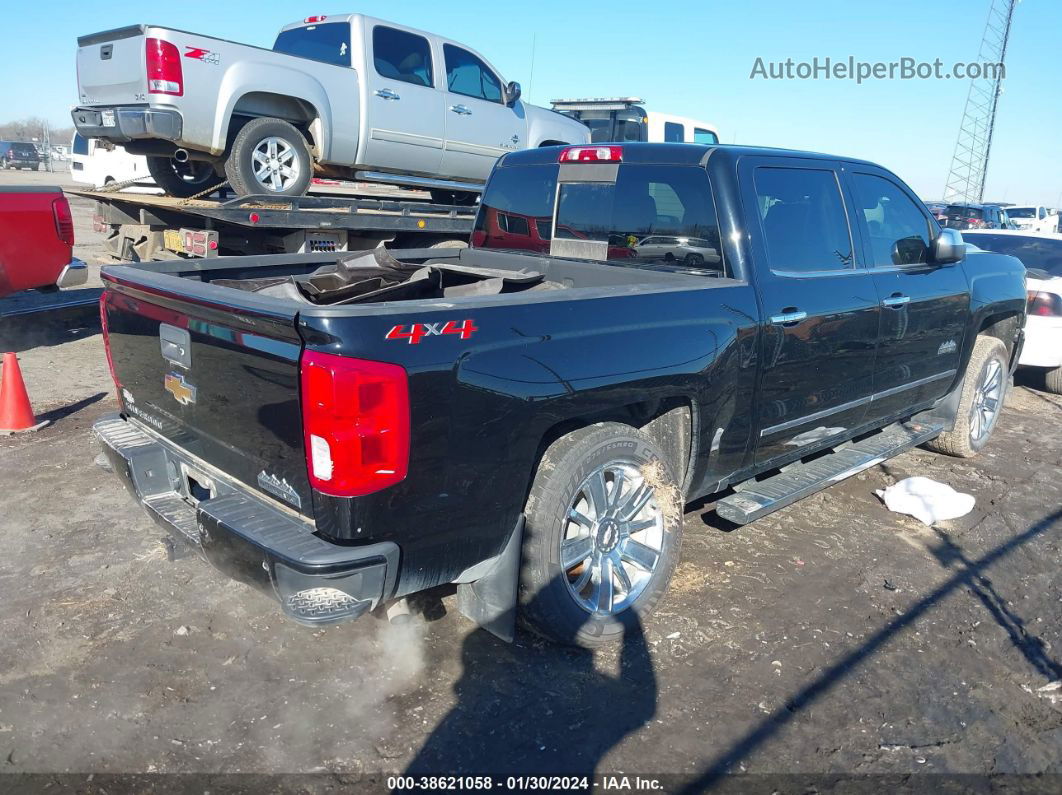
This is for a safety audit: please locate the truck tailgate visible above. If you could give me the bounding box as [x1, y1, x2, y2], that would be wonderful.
[76, 27, 148, 105]
[101, 268, 312, 516]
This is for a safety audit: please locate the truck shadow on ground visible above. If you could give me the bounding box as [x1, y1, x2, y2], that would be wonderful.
[675, 506, 1062, 793]
[405, 578, 657, 778]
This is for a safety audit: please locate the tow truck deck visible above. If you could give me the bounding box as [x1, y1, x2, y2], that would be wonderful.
[72, 188, 476, 261]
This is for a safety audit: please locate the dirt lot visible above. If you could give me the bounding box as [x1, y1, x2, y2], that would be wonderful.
[1, 173, 1061, 791]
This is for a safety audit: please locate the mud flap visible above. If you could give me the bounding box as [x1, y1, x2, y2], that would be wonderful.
[457, 516, 524, 643]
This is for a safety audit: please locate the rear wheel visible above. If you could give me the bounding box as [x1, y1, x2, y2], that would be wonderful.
[924, 335, 1008, 458]
[224, 117, 312, 197]
[146, 156, 219, 198]
[519, 423, 683, 647]
[1045, 366, 1062, 395]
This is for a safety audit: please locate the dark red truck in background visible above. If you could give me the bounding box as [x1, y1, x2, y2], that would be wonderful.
[0, 186, 87, 297]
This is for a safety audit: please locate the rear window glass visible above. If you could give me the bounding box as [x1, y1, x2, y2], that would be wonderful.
[1007, 207, 1035, 219]
[72, 134, 89, 156]
[473, 164, 559, 254]
[475, 163, 727, 276]
[966, 233, 1062, 276]
[5, 142, 37, 158]
[273, 23, 351, 68]
[946, 204, 984, 220]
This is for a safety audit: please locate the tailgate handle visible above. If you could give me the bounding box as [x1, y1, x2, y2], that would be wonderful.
[160, 324, 191, 369]
[100, 44, 113, 60]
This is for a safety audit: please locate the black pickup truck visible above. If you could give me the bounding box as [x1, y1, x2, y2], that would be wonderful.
[95, 143, 1026, 647]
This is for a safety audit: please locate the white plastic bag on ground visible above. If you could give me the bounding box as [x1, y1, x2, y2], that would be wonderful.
[875, 476, 976, 526]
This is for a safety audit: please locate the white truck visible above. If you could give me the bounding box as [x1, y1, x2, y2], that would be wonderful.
[1006, 205, 1059, 234]
[71, 14, 588, 200]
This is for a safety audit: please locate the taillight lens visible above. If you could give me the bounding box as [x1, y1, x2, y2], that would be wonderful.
[146, 38, 183, 96]
[1027, 290, 1062, 317]
[52, 196, 74, 245]
[300, 351, 410, 497]
[558, 145, 623, 163]
[99, 292, 122, 395]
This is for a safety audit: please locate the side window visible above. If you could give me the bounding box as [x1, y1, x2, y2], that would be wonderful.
[443, 44, 502, 103]
[1039, 207, 1047, 220]
[663, 122, 685, 143]
[694, 128, 718, 145]
[372, 26, 433, 87]
[754, 167, 854, 273]
[850, 173, 931, 266]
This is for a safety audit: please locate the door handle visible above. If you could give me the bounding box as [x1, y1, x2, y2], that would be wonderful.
[769, 310, 808, 326]
[882, 294, 911, 308]
[449, 104, 472, 115]
[375, 88, 400, 100]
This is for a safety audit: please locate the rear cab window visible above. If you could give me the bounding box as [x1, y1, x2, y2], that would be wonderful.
[372, 26, 434, 87]
[473, 160, 729, 277]
[753, 166, 854, 273]
[273, 22, 352, 67]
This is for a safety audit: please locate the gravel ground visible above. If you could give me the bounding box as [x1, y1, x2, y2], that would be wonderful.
[1, 175, 1060, 792]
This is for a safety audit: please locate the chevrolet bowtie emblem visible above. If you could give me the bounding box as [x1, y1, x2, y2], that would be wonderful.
[164, 372, 197, 405]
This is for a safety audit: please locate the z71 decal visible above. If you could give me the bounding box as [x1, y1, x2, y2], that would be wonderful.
[184, 46, 220, 65]
[386, 319, 478, 345]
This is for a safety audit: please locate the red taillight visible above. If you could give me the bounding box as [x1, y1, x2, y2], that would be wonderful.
[304, 15, 327, 23]
[1027, 290, 1062, 317]
[99, 292, 122, 394]
[145, 38, 183, 96]
[300, 351, 410, 497]
[558, 145, 623, 163]
[52, 196, 74, 245]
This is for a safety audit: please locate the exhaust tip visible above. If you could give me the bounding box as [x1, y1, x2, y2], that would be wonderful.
[173, 149, 189, 163]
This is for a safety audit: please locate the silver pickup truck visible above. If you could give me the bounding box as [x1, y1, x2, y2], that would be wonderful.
[71, 13, 589, 200]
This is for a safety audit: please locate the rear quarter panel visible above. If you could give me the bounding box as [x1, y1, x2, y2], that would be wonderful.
[299, 281, 759, 596]
[0, 189, 69, 296]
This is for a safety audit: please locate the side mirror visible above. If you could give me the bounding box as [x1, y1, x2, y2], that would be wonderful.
[932, 227, 964, 265]
[505, 81, 522, 107]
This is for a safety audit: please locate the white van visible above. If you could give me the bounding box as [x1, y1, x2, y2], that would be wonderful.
[69, 133, 154, 189]
[646, 112, 719, 145]
[550, 98, 720, 145]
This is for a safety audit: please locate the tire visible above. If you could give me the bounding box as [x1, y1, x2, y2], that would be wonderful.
[924, 335, 1009, 458]
[146, 156, 219, 198]
[519, 423, 684, 648]
[224, 117, 311, 197]
[1045, 366, 1062, 395]
[430, 189, 479, 206]
[427, 238, 468, 249]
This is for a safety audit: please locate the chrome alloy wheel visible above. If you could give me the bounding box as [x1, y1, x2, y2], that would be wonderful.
[560, 462, 665, 616]
[251, 136, 300, 192]
[970, 357, 1003, 444]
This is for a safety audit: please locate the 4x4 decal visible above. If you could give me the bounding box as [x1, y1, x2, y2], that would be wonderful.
[386, 319, 478, 345]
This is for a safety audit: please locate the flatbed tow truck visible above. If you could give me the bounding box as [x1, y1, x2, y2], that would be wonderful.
[72, 185, 476, 262]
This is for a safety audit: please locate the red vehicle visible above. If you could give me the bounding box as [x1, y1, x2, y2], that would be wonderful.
[0, 186, 86, 297]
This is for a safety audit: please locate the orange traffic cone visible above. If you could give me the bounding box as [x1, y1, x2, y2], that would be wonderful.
[0, 352, 48, 434]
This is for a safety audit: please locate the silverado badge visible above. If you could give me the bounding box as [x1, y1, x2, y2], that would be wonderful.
[164, 372, 197, 405]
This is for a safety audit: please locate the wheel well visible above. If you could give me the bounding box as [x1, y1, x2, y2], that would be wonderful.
[227, 93, 321, 152]
[978, 312, 1022, 362]
[530, 398, 695, 499]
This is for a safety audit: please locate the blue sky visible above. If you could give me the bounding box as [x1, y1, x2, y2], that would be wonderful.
[5, 0, 1060, 204]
